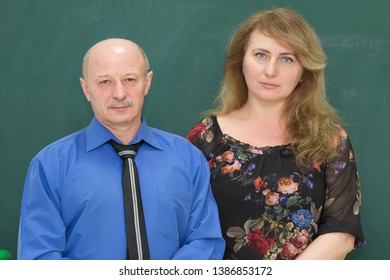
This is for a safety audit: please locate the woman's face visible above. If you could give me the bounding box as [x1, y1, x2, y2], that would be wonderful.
[242, 30, 304, 106]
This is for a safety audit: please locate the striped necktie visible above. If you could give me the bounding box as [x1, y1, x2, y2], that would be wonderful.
[109, 140, 150, 260]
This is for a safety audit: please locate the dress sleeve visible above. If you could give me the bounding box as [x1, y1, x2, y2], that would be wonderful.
[186, 116, 221, 160]
[317, 131, 365, 248]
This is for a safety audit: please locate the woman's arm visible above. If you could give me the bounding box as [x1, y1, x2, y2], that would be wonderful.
[295, 232, 355, 260]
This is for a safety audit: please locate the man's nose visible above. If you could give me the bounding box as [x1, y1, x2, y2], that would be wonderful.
[112, 82, 126, 99]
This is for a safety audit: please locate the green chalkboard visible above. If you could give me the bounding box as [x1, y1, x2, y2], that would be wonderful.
[1, 0, 389, 260]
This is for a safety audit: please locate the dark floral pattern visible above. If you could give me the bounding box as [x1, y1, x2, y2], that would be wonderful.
[187, 116, 365, 260]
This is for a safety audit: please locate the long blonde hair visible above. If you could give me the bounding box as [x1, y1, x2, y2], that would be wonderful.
[210, 7, 340, 167]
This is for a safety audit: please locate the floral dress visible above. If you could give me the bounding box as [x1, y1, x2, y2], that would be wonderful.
[187, 116, 364, 260]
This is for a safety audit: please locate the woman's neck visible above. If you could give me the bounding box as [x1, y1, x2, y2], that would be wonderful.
[218, 101, 288, 147]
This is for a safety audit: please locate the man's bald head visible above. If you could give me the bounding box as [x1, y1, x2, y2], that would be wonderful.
[81, 38, 150, 80]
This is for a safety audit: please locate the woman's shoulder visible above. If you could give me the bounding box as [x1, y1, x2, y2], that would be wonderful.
[187, 115, 218, 139]
[333, 127, 352, 148]
[328, 126, 356, 164]
[186, 115, 224, 157]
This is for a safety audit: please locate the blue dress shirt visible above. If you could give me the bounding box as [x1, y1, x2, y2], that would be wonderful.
[18, 117, 225, 260]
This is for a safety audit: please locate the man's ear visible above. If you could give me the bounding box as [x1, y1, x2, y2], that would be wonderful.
[144, 71, 153, 96]
[80, 77, 91, 101]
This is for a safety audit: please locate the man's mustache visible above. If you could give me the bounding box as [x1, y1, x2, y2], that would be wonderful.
[107, 100, 135, 108]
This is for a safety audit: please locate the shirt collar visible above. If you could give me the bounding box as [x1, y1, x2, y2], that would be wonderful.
[86, 116, 162, 152]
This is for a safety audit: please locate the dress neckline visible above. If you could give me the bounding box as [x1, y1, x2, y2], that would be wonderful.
[211, 115, 291, 151]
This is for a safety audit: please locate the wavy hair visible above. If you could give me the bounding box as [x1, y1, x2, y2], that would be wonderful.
[210, 7, 341, 167]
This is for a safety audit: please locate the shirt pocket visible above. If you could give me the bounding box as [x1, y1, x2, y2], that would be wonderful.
[157, 184, 193, 243]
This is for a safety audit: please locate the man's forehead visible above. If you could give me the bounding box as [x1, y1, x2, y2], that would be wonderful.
[90, 39, 140, 55]
[82, 39, 148, 79]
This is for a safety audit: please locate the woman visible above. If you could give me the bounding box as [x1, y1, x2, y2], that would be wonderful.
[187, 7, 364, 260]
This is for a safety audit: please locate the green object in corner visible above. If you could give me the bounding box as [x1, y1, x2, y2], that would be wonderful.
[0, 249, 12, 260]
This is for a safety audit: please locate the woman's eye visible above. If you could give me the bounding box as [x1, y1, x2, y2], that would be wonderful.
[281, 56, 294, 63]
[255, 52, 267, 59]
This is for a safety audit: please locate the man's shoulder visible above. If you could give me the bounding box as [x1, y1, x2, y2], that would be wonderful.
[35, 128, 87, 159]
[147, 127, 208, 174]
[148, 127, 201, 153]
[149, 127, 189, 143]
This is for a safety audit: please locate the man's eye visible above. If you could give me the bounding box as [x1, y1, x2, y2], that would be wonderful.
[99, 80, 110, 85]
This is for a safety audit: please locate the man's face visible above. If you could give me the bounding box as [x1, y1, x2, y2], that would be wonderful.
[80, 42, 153, 132]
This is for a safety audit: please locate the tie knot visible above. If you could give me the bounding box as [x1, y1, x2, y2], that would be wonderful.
[109, 140, 141, 160]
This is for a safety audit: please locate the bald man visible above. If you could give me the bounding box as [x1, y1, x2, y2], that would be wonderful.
[18, 38, 225, 260]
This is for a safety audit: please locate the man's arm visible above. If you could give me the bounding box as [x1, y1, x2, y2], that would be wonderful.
[171, 152, 225, 260]
[18, 158, 68, 260]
